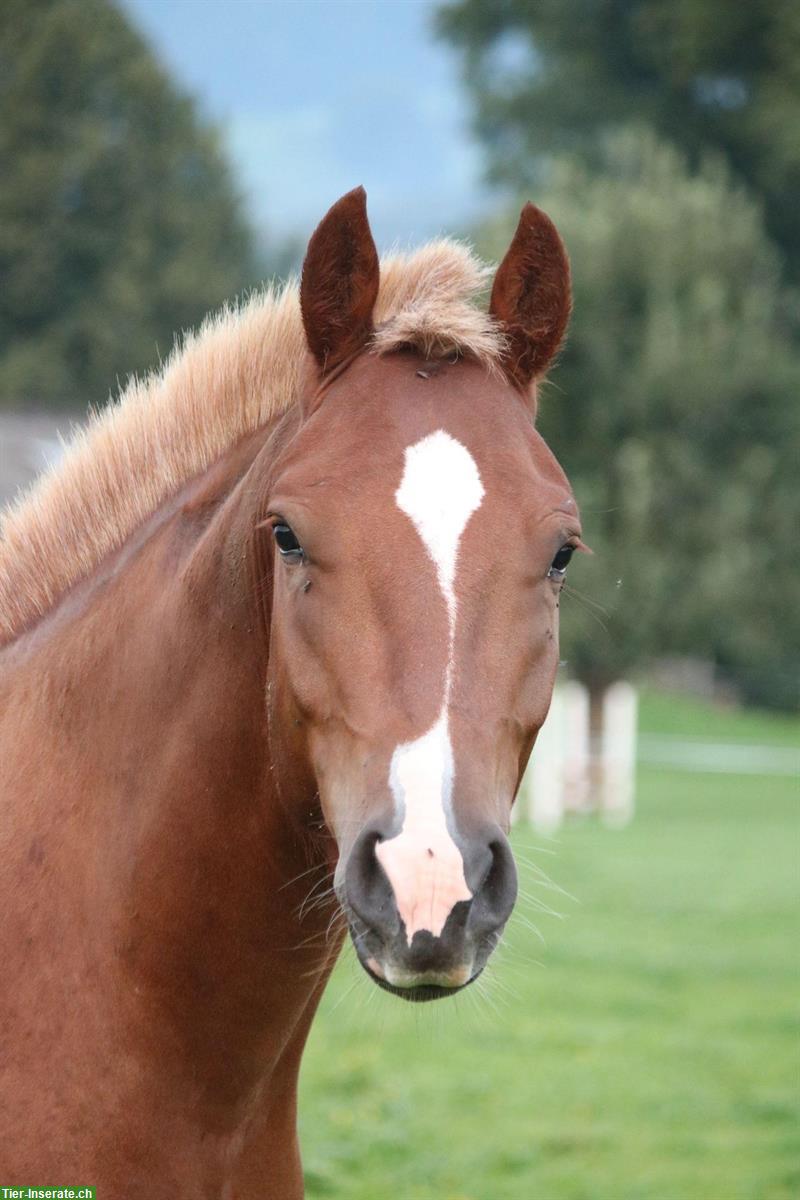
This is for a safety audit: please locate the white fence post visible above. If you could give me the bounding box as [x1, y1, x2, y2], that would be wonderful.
[601, 681, 638, 826]
[520, 679, 637, 829]
[527, 688, 566, 832]
[562, 680, 591, 813]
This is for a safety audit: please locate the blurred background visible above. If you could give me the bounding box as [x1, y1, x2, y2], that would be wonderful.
[1, 2, 798, 1197]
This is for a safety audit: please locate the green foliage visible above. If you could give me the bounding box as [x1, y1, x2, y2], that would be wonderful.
[0, 0, 258, 408]
[477, 130, 800, 707]
[300, 694, 799, 1198]
[436, 1, 800, 706]
[437, 0, 800, 280]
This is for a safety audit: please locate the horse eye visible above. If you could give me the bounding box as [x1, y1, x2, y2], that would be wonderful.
[273, 523, 303, 559]
[548, 544, 574, 577]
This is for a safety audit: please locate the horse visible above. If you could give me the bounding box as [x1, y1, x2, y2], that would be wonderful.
[0, 188, 580, 1196]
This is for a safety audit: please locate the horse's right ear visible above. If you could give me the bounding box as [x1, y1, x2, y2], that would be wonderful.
[300, 186, 380, 377]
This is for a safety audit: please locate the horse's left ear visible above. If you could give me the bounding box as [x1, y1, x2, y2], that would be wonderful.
[300, 186, 380, 376]
[489, 202, 572, 390]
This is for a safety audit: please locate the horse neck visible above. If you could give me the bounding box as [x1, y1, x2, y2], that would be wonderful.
[1, 417, 341, 1111]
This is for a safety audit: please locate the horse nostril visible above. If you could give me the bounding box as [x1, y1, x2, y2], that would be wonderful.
[344, 824, 399, 937]
[469, 832, 518, 936]
[485, 839, 516, 905]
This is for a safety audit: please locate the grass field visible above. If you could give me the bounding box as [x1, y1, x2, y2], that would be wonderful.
[298, 694, 799, 1199]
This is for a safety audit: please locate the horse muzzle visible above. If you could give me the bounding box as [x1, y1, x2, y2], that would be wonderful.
[340, 823, 518, 1002]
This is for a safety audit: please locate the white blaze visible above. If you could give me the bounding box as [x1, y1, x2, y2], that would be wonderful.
[376, 430, 484, 941]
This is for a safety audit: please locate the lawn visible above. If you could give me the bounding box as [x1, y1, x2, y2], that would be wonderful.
[299, 696, 799, 1200]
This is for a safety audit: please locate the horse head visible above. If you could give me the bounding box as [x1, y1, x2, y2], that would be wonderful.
[265, 188, 580, 1001]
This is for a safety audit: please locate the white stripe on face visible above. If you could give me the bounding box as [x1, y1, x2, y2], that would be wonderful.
[375, 431, 485, 941]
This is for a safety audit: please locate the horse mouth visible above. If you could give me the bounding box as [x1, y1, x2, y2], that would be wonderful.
[360, 957, 482, 1003]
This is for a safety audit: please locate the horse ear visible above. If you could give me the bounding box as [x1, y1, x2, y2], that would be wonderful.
[489, 202, 572, 389]
[300, 186, 380, 374]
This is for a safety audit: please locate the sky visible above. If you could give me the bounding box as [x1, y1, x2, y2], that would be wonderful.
[119, 0, 491, 253]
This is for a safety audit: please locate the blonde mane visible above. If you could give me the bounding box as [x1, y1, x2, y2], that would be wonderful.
[0, 241, 505, 643]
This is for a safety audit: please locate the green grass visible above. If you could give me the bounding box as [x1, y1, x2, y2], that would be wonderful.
[637, 689, 800, 746]
[299, 698, 799, 1199]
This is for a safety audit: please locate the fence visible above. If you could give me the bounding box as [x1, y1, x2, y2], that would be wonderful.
[518, 681, 638, 832]
[518, 680, 799, 831]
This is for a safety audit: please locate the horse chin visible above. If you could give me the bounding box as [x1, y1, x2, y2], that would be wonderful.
[359, 956, 482, 1003]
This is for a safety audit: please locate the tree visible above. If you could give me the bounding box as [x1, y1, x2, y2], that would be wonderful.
[438, 0, 800, 282]
[0, 0, 258, 408]
[475, 129, 800, 709]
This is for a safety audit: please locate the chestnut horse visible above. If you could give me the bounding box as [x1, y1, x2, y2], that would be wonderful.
[0, 189, 580, 1196]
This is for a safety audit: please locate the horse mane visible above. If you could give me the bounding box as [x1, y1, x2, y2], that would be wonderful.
[0, 240, 504, 643]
